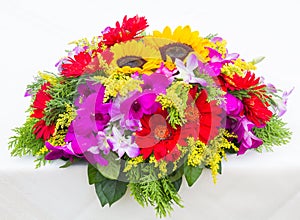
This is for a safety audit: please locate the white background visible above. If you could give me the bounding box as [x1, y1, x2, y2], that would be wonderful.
[0, 0, 300, 220]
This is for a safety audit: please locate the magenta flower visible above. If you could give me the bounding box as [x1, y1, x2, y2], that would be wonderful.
[65, 123, 98, 154]
[64, 83, 112, 165]
[120, 91, 160, 121]
[75, 80, 102, 107]
[44, 142, 77, 161]
[74, 85, 111, 134]
[224, 93, 243, 116]
[206, 45, 239, 76]
[141, 72, 170, 94]
[227, 116, 263, 155]
[155, 62, 177, 78]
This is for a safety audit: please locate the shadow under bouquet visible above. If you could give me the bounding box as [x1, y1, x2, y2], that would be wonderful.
[9, 15, 292, 217]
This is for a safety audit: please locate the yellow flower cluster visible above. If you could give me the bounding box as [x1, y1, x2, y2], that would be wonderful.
[95, 73, 143, 102]
[221, 58, 257, 77]
[55, 104, 76, 131]
[123, 156, 144, 172]
[156, 81, 191, 126]
[212, 39, 228, 58]
[39, 71, 58, 85]
[187, 130, 238, 183]
[149, 155, 168, 178]
[48, 130, 67, 147]
[36, 146, 49, 156]
[187, 138, 207, 167]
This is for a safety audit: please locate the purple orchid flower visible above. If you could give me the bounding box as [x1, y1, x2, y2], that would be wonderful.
[74, 85, 111, 134]
[24, 89, 32, 97]
[107, 127, 140, 158]
[75, 80, 102, 107]
[65, 122, 99, 154]
[97, 131, 112, 155]
[120, 91, 160, 121]
[175, 54, 207, 86]
[44, 142, 77, 161]
[211, 37, 223, 43]
[276, 88, 294, 117]
[141, 72, 171, 94]
[227, 116, 263, 155]
[206, 46, 239, 76]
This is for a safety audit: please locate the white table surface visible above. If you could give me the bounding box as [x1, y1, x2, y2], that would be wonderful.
[1, 0, 300, 219]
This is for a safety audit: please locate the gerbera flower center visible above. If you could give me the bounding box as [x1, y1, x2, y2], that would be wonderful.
[159, 43, 193, 61]
[154, 125, 170, 140]
[185, 105, 200, 122]
[117, 55, 146, 68]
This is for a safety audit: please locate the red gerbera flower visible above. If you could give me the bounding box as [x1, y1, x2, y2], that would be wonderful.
[32, 120, 55, 140]
[242, 93, 273, 127]
[135, 108, 182, 161]
[219, 72, 266, 92]
[182, 87, 222, 144]
[61, 52, 92, 78]
[102, 15, 148, 47]
[31, 82, 51, 119]
[31, 82, 55, 140]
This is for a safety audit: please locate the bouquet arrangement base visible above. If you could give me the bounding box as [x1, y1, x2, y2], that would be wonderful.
[9, 15, 292, 217]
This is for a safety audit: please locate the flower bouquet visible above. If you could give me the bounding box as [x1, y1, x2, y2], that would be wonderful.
[9, 15, 292, 217]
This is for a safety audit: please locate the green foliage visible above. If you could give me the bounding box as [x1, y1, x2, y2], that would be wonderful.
[205, 33, 218, 40]
[44, 77, 80, 125]
[26, 76, 46, 103]
[34, 155, 49, 168]
[88, 164, 127, 207]
[127, 163, 183, 218]
[184, 162, 203, 187]
[156, 81, 191, 128]
[172, 177, 183, 192]
[96, 152, 121, 180]
[229, 90, 251, 100]
[88, 164, 107, 184]
[254, 115, 292, 152]
[8, 117, 45, 157]
[195, 71, 225, 104]
[8, 117, 49, 168]
[95, 179, 127, 207]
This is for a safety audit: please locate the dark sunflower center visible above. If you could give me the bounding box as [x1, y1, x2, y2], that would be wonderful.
[117, 56, 146, 68]
[185, 105, 200, 122]
[132, 101, 141, 112]
[154, 125, 170, 140]
[159, 43, 193, 61]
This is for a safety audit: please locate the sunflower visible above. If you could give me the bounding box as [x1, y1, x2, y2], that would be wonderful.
[144, 26, 214, 62]
[109, 40, 162, 74]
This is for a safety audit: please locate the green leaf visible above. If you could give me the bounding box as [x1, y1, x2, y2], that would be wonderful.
[59, 158, 82, 168]
[169, 165, 184, 182]
[250, 56, 265, 65]
[95, 179, 127, 207]
[217, 161, 222, 175]
[172, 177, 182, 192]
[184, 163, 203, 187]
[88, 164, 106, 185]
[95, 183, 109, 207]
[96, 152, 121, 180]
